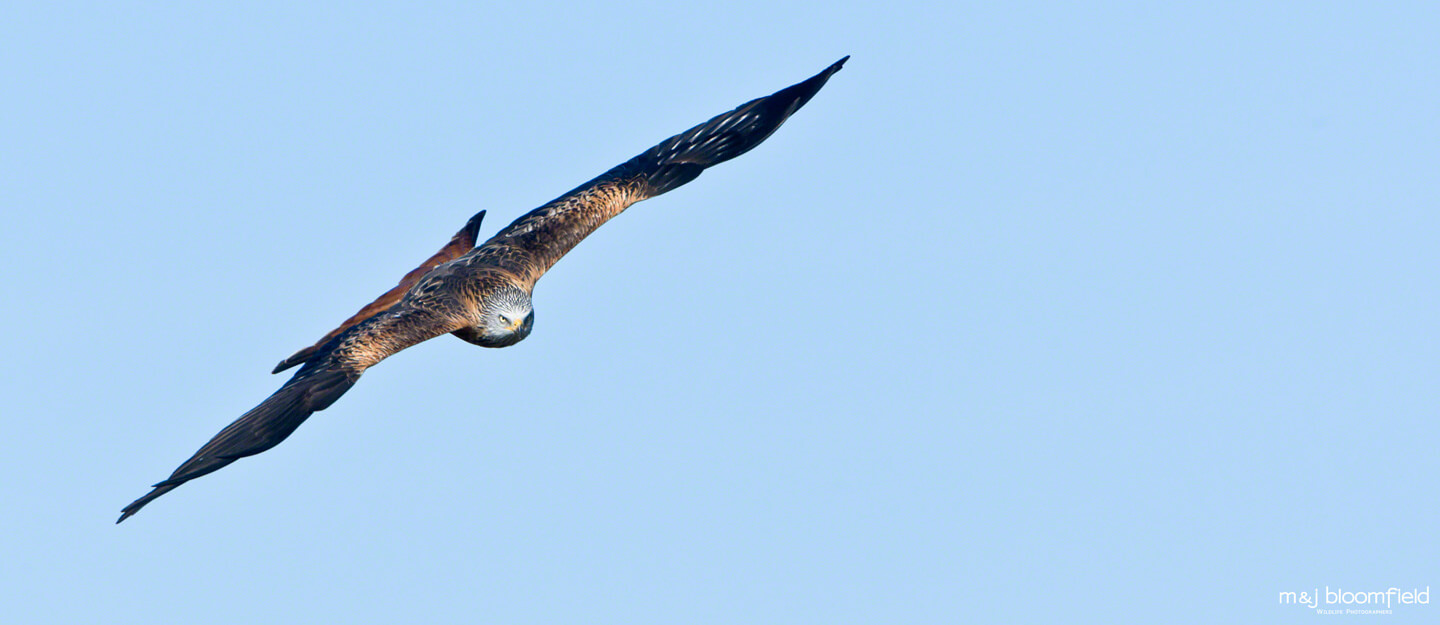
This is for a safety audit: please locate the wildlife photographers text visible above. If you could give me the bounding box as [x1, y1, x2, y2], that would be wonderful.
[1279, 586, 1429, 614]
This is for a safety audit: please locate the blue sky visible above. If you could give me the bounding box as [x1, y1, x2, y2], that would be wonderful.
[2, 2, 1437, 623]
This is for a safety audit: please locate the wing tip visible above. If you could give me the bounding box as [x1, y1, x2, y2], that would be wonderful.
[116, 483, 178, 524]
[116, 507, 139, 524]
[789, 55, 848, 102]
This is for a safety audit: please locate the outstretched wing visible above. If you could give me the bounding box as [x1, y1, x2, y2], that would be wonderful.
[119, 303, 464, 523]
[466, 57, 847, 288]
[118, 58, 847, 523]
[272, 210, 486, 374]
[118, 363, 357, 522]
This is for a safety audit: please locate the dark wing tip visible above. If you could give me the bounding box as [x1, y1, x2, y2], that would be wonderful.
[117, 484, 179, 523]
[628, 56, 848, 198]
[118, 366, 359, 523]
[772, 56, 848, 115]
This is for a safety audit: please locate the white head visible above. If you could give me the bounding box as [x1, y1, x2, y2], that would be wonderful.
[474, 285, 535, 347]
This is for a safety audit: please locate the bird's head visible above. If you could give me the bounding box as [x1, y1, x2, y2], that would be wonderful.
[475, 285, 535, 347]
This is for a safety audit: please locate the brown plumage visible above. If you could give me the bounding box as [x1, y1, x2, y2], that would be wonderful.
[118, 57, 846, 523]
[271, 210, 489, 374]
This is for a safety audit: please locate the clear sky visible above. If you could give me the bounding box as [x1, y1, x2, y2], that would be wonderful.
[2, 2, 1437, 623]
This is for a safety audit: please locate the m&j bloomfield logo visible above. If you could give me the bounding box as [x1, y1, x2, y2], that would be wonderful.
[1279, 587, 1429, 615]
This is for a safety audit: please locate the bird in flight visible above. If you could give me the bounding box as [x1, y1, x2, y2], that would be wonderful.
[118, 57, 846, 523]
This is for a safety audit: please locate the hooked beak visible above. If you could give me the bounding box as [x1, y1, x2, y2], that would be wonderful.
[509, 312, 534, 334]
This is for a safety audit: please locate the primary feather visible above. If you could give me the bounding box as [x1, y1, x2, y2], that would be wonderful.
[118, 57, 846, 523]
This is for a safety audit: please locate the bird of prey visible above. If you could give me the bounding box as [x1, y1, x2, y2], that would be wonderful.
[118, 57, 846, 523]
